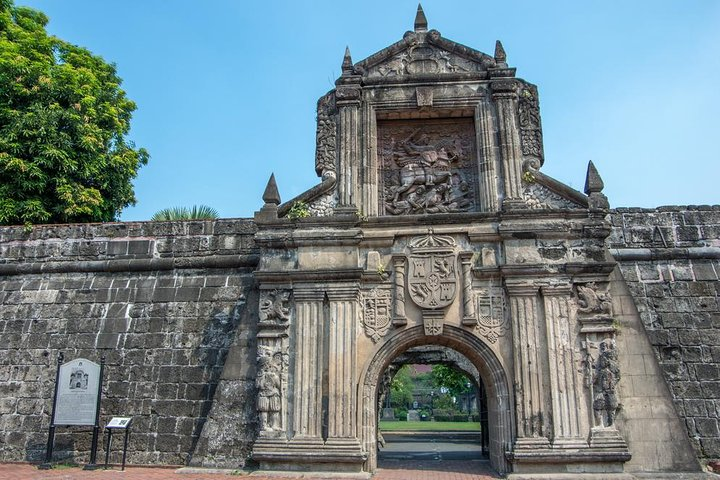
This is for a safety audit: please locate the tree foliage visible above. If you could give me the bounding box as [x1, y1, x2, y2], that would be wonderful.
[0, 0, 148, 225]
[431, 364, 472, 397]
[390, 365, 414, 408]
[151, 205, 219, 221]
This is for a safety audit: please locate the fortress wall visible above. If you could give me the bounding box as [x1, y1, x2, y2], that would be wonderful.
[609, 206, 720, 465]
[0, 220, 259, 465]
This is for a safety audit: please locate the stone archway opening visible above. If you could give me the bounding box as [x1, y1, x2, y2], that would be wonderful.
[359, 325, 513, 475]
[376, 346, 490, 462]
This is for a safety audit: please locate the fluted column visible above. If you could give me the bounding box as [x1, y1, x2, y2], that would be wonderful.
[475, 100, 500, 211]
[335, 83, 361, 211]
[542, 283, 586, 447]
[507, 281, 550, 447]
[491, 81, 524, 207]
[325, 286, 360, 441]
[292, 287, 325, 441]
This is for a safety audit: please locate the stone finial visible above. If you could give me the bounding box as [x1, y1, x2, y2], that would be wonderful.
[341, 46, 354, 76]
[584, 160, 605, 195]
[262, 173, 281, 205]
[494, 40, 507, 65]
[414, 4, 428, 32]
[584, 161, 609, 210]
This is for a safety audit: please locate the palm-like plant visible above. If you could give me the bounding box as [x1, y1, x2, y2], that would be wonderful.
[151, 205, 219, 221]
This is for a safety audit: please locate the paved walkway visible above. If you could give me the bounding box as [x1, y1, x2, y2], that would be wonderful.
[0, 463, 499, 480]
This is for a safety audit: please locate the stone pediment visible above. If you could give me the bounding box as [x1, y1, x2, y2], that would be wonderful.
[356, 30, 502, 81]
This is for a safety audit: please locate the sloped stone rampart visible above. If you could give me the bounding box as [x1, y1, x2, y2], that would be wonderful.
[609, 206, 720, 464]
[0, 220, 259, 466]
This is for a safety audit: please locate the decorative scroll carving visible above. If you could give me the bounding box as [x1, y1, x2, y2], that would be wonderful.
[474, 286, 507, 343]
[408, 230, 457, 309]
[371, 44, 482, 78]
[523, 182, 581, 210]
[257, 344, 288, 432]
[259, 289, 291, 325]
[315, 92, 337, 177]
[362, 288, 392, 342]
[576, 282, 612, 315]
[378, 119, 478, 216]
[518, 85, 544, 163]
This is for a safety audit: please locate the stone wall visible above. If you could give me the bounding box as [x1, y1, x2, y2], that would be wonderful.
[0, 220, 259, 466]
[608, 206, 720, 466]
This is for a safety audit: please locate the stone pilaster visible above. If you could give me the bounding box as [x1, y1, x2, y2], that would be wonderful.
[335, 83, 361, 212]
[326, 285, 360, 441]
[491, 81, 524, 209]
[291, 287, 325, 442]
[541, 283, 586, 447]
[507, 281, 550, 448]
[460, 253, 476, 325]
[475, 100, 500, 211]
[392, 256, 407, 326]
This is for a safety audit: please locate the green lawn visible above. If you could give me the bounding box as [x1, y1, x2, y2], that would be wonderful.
[379, 421, 481, 431]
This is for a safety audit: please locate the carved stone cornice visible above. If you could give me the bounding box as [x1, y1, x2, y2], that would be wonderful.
[540, 282, 572, 296]
[504, 280, 539, 296]
[325, 285, 361, 302]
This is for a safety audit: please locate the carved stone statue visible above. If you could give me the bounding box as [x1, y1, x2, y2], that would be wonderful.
[257, 349, 282, 432]
[593, 339, 621, 427]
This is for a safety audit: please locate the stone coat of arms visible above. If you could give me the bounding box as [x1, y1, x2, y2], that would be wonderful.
[407, 231, 457, 309]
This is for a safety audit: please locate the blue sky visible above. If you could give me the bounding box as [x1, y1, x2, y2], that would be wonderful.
[17, 0, 720, 220]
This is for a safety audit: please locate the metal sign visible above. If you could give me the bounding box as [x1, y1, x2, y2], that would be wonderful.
[54, 358, 101, 426]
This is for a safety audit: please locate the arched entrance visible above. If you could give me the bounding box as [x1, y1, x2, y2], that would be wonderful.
[359, 325, 513, 474]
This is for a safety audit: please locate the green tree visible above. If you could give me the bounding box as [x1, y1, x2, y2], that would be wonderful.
[390, 365, 414, 408]
[431, 364, 472, 398]
[151, 205, 219, 221]
[0, 0, 148, 225]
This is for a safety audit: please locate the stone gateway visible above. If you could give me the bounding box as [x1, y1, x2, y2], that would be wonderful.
[0, 6, 717, 478]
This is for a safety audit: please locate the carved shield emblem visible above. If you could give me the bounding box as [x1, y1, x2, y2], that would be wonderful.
[407, 230, 457, 309]
[362, 289, 391, 343]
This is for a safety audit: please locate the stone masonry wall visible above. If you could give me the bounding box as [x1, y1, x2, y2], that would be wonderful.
[0, 219, 259, 466]
[608, 206, 720, 466]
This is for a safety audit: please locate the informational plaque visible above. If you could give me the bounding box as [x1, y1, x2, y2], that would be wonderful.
[53, 358, 101, 426]
[106, 417, 132, 429]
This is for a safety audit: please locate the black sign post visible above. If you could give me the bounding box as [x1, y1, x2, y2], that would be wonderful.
[83, 355, 105, 470]
[104, 417, 133, 471]
[38, 352, 64, 470]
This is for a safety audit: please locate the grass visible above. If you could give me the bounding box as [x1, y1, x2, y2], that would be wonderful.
[379, 421, 481, 431]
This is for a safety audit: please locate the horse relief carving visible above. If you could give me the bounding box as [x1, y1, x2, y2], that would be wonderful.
[379, 119, 477, 215]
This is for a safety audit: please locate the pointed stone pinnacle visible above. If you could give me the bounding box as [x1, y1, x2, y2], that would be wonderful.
[262, 173, 281, 205]
[495, 40, 507, 64]
[341, 46, 353, 75]
[584, 160, 605, 195]
[414, 4, 428, 32]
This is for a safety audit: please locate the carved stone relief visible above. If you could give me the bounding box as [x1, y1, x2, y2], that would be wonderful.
[259, 289, 291, 326]
[474, 286, 507, 344]
[518, 85, 544, 162]
[370, 45, 483, 78]
[378, 119, 478, 215]
[256, 344, 287, 432]
[576, 282, 612, 316]
[362, 288, 392, 342]
[315, 92, 337, 178]
[582, 338, 621, 428]
[523, 182, 581, 210]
